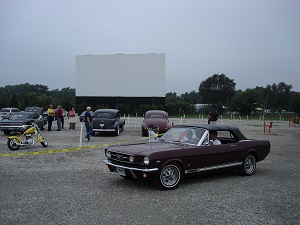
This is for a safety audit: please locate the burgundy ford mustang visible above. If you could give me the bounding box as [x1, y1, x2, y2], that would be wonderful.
[104, 124, 271, 190]
[141, 110, 171, 136]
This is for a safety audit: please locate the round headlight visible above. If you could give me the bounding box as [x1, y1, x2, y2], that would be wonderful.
[144, 157, 150, 165]
[129, 156, 134, 162]
[106, 151, 111, 158]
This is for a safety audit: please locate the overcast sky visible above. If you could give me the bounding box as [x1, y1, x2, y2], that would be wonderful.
[0, 0, 299, 95]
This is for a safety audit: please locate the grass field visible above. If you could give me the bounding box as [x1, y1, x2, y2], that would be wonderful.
[169, 114, 294, 121]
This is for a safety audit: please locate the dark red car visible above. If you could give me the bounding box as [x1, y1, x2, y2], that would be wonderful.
[141, 110, 171, 136]
[104, 124, 271, 190]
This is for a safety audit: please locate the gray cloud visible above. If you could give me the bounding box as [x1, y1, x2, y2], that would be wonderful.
[0, 0, 299, 94]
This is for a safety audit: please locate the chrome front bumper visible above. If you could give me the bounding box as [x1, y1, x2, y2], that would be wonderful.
[104, 159, 158, 172]
[94, 128, 115, 132]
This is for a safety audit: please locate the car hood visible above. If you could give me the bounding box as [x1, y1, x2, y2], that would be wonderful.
[24, 107, 43, 116]
[107, 142, 181, 155]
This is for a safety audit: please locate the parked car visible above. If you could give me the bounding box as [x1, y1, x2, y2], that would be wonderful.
[0, 106, 47, 135]
[79, 111, 94, 122]
[104, 124, 271, 190]
[0, 107, 20, 119]
[141, 110, 171, 136]
[92, 109, 125, 136]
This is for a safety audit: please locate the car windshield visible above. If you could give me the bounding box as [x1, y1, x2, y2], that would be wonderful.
[94, 112, 115, 119]
[159, 127, 206, 145]
[148, 114, 164, 119]
[11, 114, 30, 120]
[1, 108, 10, 112]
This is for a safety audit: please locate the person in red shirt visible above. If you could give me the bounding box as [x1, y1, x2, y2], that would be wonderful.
[56, 105, 63, 131]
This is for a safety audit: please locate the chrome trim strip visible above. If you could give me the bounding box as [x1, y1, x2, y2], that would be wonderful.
[104, 159, 158, 172]
[94, 129, 115, 132]
[185, 162, 242, 174]
[0, 125, 25, 128]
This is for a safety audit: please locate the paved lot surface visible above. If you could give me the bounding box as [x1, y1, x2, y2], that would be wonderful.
[0, 117, 300, 224]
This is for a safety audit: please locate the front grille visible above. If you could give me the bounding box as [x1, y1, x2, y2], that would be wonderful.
[110, 152, 132, 163]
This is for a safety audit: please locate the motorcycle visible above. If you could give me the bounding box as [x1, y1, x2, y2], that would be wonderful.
[7, 123, 48, 150]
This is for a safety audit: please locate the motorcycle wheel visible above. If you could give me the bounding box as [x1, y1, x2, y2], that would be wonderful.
[7, 138, 20, 151]
[41, 137, 48, 148]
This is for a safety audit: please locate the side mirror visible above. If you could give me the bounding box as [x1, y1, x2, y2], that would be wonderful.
[209, 140, 213, 146]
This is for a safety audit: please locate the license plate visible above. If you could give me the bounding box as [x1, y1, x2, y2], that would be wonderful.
[116, 167, 126, 176]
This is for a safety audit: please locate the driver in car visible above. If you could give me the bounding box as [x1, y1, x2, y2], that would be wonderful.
[209, 130, 221, 145]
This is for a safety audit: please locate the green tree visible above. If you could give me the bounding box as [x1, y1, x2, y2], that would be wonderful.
[165, 92, 181, 103]
[23, 92, 38, 107]
[181, 90, 201, 104]
[230, 89, 261, 115]
[290, 92, 300, 114]
[60, 96, 74, 111]
[0, 92, 9, 108]
[165, 101, 194, 115]
[264, 82, 293, 110]
[9, 93, 19, 108]
[46, 87, 75, 109]
[117, 104, 131, 115]
[199, 74, 236, 106]
[36, 94, 54, 111]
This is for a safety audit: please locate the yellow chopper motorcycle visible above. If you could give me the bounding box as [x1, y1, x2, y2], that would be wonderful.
[7, 123, 48, 150]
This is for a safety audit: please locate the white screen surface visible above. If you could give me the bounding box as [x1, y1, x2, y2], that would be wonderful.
[75, 54, 165, 97]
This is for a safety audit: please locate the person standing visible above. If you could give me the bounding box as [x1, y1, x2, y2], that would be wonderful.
[61, 107, 65, 129]
[68, 107, 76, 130]
[56, 105, 63, 131]
[148, 125, 158, 143]
[208, 109, 219, 124]
[47, 105, 55, 131]
[84, 106, 93, 142]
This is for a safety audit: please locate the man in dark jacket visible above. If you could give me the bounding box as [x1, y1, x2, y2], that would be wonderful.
[84, 106, 93, 142]
[208, 109, 219, 124]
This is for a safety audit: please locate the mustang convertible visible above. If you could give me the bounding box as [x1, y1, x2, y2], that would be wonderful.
[104, 124, 271, 190]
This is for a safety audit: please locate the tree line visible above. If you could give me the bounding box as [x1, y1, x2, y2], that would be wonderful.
[1, 75, 299, 116]
[167, 74, 300, 115]
[0, 83, 75, 112]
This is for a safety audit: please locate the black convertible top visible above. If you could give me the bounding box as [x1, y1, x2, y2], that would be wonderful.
[173, 124, 248, 140]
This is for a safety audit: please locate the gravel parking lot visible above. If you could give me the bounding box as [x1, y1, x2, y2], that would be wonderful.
[0, 117, 300, 225]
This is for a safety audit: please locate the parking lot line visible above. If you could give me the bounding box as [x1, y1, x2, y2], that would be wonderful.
[0, 142, 125, 157]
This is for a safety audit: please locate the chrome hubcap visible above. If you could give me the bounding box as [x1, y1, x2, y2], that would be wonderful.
[161, 166, 179, 187]
[244, 155, 256, 174]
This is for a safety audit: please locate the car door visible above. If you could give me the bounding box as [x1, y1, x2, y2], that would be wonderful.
[199, 144, 239, 167]
[194, 131, 242, 169]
